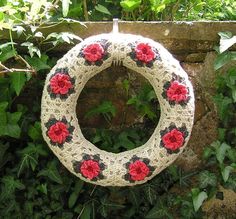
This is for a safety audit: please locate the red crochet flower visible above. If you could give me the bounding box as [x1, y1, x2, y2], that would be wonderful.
[162, 129, 184, 150]
[135, 43, 156, 63]
[50, 74, 72, 95]
[83, 43, 104, 62]
[48, 122, 69, 144]
[129, 160, 150, 181]
[167, 81, 188, 103]
[80, 160, 101, 179]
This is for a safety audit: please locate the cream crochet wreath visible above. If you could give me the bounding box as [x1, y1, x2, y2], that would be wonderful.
[41, 33, 195, 186]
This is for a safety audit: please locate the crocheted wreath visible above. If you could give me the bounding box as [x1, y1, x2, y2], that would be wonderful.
[41, 33, 195, 186]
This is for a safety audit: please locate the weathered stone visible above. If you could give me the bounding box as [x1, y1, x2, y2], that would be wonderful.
[202, 186, 236, 219]
[1, 21, 236, 60]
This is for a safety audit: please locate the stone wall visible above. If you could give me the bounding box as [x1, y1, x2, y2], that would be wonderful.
[2, 21, 236, 171]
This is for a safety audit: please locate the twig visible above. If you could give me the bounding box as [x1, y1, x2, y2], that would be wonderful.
[83, 0, 89, 21]
[15, 55, 31, 68]
[90, 185, 97, 196]
[0, 63, 36, 75]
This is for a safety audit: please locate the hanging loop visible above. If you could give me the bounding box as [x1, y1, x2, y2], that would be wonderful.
[113, 18, 119, 34]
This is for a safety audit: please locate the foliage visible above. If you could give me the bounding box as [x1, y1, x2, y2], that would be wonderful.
[0, 0, 235, 25]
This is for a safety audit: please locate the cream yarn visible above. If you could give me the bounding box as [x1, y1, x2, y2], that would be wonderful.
[41, 33, 195, 186]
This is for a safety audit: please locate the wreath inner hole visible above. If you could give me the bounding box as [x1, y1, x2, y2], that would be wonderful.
[76, 66, 161, 153]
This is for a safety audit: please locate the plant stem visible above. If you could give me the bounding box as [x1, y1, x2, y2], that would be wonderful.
[0, 63, 36, 75]
[9, 29, 16, 56]
[83, 0, 89, 21]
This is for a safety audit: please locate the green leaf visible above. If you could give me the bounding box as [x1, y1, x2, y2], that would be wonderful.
[17, 143, 48, 177]
[122, 79, 130, 95]
[129, 189, 141, 208]
[191, 188, 208, 212]
[144, 185, 157, 205]
[0, 111, 22, 138]
[216, 142, 231, 164]
[28, 121, 42, 141]
[214, 51, 236, 70]
[120, 0, 141, 12]
[0, 45, 16, 62]
[213, 94, 232, 121]
[21, 42, 41, 57]
[37, 161, 63, 184]
[25, 54, 50, 71]
[37, 183, 47, 195]
[221, 165, 234, 182]
[0, 176, 25, 201]
[145, 198, 172, 219]
[218, 32, 233, 40]
[68, 180, 84, 208]
[0, 101, 8, 111]
[227, 148, 236, 163]
[81, 204, 91, 219]
[85, 101, 116, 119]
[219, 35, 236, 53]
[0, 142, 11, 169]
[95, 4, 111, 15]
[12, 26, 26, 37]
[10, 72, 27, 95]
[151, 3, 166, 13]
[199, 171, 217, 188]
[62, 0, 71, 17]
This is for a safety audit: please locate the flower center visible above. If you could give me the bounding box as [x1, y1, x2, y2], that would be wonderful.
[87, 165, 94, 172]
[135, 167, 142, 174]
[58, 80, 65, 88]
[175, 87, 182, 95]
[91, 48, 97, 54]
[54, 129, 62, 136]
[142, 48, 148, 54]
[169, 136, 177, 142]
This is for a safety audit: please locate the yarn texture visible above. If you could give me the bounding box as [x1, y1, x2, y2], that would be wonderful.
[41, 33, 195, 186]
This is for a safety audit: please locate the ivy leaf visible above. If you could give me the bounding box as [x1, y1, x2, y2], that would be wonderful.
[191, 188, 208, 212]
[25, 54, 50, 71]
[10, 72, 27, 96]
[68, 180, 84, 208]
[21, 42, 41, 57]
[221, 165, 234, 182]
[12, 25, 26, 37]
[122, 79, 130, 95]
[95, 4, 111, 15]
[145, 198, 172, 219]
[218, 31, 233, 40]
[85, 101, 116, 119]
[36, 183, 47, 195]
[120, 0, 141, 12]
[198, 171, 217, 188]
[216, 142, 231, 164]
[37, 161, 63, 184]
[46, 32, 82, 46]
[0, 142, 11, 169]
[144, 184, 157, 205]
[0, 110, 22, 138]
[0, 176, 25, 201]
[0, 44, 16, 62]
[218, 31, 236, 53]
[62, 0, 71, 17]
[214, 51, 236, 70]
[81, 204, 91, 219]
[17, 143, 48, 177]
[28, 121, 42, 141]
[213, 94, 232, 121]
[0, 101, 8, 111]
[128, 189, 141, 208]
